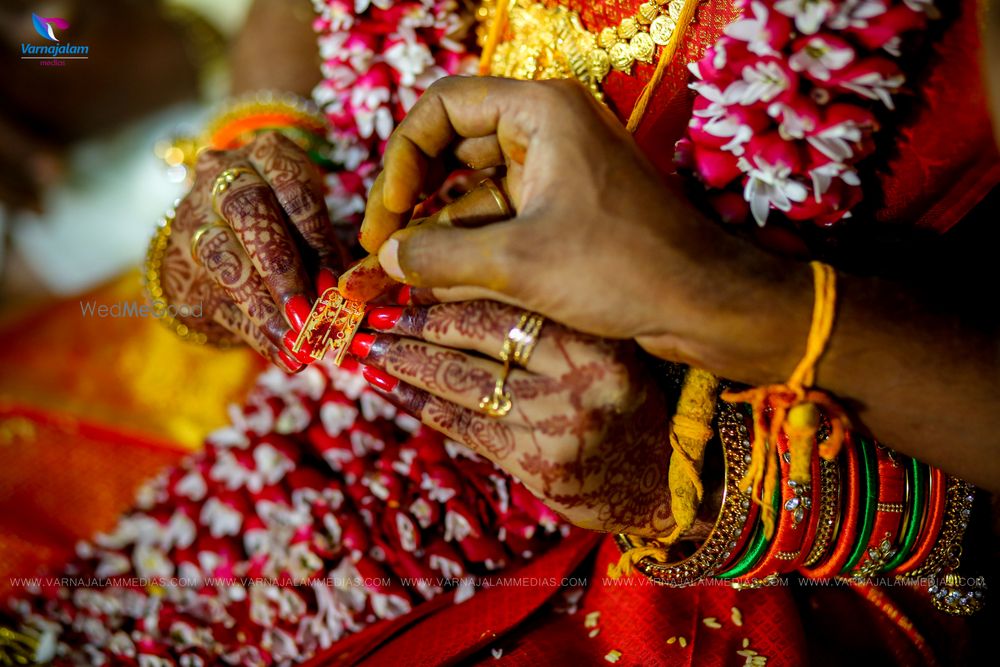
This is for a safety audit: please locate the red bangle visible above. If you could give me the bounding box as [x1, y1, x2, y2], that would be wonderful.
[789, 452, 837, 570]
[800, 431, 861, 580]
[736, 430, 821, 583]
[845, 443, 907, 578]
[889, 467, 946, 576]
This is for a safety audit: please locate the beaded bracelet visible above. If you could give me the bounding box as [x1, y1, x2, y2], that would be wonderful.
[614, 403, 754, 585]
[142, 207, 211, 345]
[905, 476, 975, 579]
[717, 484, 780, 580]
[909, 476, 981, 615]
[714, 405, 760, 572]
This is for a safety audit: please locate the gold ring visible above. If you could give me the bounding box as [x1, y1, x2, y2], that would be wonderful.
[211, 167, 255, 214]
[479, 361, 513, 418]
[479, 178, 512, 218]
[478, 311, 544, 418]
[502, 311, 545, 368]
[190, 220, 228, 265]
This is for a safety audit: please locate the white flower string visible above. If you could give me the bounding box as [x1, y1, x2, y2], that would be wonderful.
[679, 0, 939, 226]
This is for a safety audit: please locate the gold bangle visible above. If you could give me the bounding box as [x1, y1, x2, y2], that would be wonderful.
[904, 477, 975, 579]
[613, 402, 753, 585]
[801, 456, 841, 567]
[143, 208, 212, 346]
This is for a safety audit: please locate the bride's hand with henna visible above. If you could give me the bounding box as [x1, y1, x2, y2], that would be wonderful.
[159, 131, 346, 372]
[350, 297, 712, 536]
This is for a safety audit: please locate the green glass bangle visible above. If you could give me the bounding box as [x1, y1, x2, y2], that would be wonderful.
[882, 459, 927, 573]
[841, 436, 879, 573]
[717, 483, 781, 579]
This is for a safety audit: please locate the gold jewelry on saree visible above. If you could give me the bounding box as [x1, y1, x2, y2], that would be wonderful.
[189, 219, 228, 266]
[613, 402, 753, 585]
[143, 207, 211, 345]
[211, 166, 255, 214]
[292, 287, 366, 366]
[477, 0, 694, 96]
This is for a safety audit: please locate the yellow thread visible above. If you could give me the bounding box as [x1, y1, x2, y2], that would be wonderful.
[610, 368, 719, 578]
[625, 0, 699, 133]
[478, 0, 512, 75]
[722, 261, 847, 538]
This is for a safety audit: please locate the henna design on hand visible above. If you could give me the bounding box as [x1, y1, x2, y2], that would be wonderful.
[220, 184, 299, 278]
[249, 132, 344, 267]
[363, 301, 679, 535]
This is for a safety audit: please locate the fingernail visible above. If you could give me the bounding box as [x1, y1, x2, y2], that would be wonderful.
[362, 364, 399, 392]
[277, 350, 304, 373]
[317, 268, 338, 296]
[285, 295, 312, 332]
[283, 330, 315, 364]
[392, 284, 412, 305]
[367, 306, 403, 331]
[378, 238, 405, 281]
[350, 333, 376, 359]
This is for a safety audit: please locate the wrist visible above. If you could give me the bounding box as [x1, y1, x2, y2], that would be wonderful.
[639, 231, 813, 386]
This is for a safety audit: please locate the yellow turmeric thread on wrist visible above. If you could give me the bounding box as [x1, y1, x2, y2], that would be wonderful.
[610, 368, 719, 578]
[722, 261, 848, 539]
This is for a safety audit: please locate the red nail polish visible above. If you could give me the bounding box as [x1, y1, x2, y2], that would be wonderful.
[317, 268, 338, 296]
[283, 330, 315, 364]
[392, 284, 412, 305]
[285, 295, 312, 332]
[350, 333, 376, 359]
[367, 306, 404, 331]
[277, 350, 304, 373]
[362, 365, 399, 392]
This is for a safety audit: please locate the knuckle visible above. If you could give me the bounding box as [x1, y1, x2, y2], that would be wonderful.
[538, 78, 584, 103]
[399, 230, 440, 276]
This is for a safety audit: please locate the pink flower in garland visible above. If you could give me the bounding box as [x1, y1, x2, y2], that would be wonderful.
[309, 0, 477, 227]
[683, 0, 936, 227]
